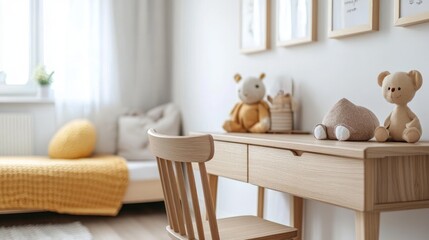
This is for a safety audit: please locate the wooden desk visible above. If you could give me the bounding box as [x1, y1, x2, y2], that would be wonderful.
[203, 133, 429, 240]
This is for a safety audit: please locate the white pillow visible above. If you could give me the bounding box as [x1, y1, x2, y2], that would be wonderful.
[93, 107, 126, 154]
[117, 103, 180, 160]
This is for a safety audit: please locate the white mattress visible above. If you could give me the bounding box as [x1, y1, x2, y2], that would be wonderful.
[127, 160, 160, 181]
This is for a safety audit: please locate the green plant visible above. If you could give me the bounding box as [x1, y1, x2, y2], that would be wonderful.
[33, 65, 54, 86]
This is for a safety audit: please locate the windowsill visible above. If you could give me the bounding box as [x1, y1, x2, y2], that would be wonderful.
[0, 96, 55, 104]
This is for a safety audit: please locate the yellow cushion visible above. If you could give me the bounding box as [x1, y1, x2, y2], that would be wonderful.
[49, 119, 97, 159]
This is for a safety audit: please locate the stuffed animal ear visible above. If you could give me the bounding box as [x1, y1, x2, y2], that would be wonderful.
[259, 73, 266, 81]
[234, 74, 242, 83]
[377, 71, 390, 87]
[408, 70, 423, 90]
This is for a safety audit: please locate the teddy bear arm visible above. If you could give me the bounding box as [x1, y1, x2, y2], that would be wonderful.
[405, 116, 421, 129]
[230, 103, 243, 121]
[383, 113, 392, 129]
[401, 107, 421, 143]
[247, 103, 270, 133]
[258, 102, 270, 120]
[259, 102, 271, 128]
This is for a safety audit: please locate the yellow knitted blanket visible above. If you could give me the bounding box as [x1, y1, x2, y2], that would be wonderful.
[0, 155, 128, 216]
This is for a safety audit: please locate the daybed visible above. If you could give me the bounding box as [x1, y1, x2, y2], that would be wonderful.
[0, 103, 179, 215]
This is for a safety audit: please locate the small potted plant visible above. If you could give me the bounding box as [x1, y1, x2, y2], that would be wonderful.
[33, 65, 54, 98]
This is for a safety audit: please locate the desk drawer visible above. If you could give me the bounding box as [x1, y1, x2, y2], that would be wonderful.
[249, 145, 365, 210]
[375, 155, 429, 209]
[206, 141, 247, 182]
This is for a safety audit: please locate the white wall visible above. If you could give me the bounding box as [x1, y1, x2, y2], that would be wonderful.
[170, 0, 429, 239]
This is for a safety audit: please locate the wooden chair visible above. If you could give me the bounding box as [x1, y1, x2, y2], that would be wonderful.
[148, 129, 297, 240]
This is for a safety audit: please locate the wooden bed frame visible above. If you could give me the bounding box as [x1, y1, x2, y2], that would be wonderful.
[122, 179, 164, 203]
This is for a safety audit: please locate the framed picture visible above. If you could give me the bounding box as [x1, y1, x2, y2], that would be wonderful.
[328, 0, 379, 39]
[395, 0, 429, 26]
[240, 0, 269, 54]
[276, 0, 317, 47]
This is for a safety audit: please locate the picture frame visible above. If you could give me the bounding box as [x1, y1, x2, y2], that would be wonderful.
[276, 0, 317, 47]
[394, 0, 429, 26]
[240, 0, 269, 54]
[328, 0, 379, 39]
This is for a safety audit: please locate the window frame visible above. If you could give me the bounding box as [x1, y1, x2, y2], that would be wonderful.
[0, 0, 43, 96]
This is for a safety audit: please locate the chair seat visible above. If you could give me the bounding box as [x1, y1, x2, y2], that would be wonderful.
[167, 215, 297, 240]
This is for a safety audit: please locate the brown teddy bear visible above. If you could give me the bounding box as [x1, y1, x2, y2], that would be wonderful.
[314, 98, 379, 141]
[374, 70, 423, 143]
[223, 73, 270, 133]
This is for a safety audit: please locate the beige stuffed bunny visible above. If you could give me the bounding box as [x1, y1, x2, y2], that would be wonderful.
[374, 70, 423, 143]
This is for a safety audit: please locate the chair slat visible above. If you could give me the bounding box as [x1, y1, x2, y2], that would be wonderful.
[206, 175, 218, 221]
[159, 159, 179, 232]
[186, 162, 205, 240]
[157, 158, 174, 228]
[175, 162, 195, 240]
[199, 163, 220, 240]
[166, 160, 187, 235]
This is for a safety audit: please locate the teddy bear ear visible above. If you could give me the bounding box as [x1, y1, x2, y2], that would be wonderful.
[259, 73, 266, 81]
[234, 74, 242, 83]
[377, 71, 390, 87]
[408, 70, 423, 90]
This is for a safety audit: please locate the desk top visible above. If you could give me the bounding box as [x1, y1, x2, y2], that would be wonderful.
[207, 132, 429, 159]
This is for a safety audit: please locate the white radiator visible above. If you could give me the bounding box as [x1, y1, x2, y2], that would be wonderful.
[0, 114, 34, 155]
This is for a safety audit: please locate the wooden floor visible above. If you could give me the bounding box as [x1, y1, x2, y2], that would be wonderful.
[0, 202, 169, 240]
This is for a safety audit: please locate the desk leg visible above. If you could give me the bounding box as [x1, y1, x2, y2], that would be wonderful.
[290, 196, 303, 240]
[257, 187, 264, 218]
[355, 211, 380, 240]
[207, 174, 218, 220]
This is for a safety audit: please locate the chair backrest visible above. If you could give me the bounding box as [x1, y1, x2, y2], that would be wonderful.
[148, 129, 219, 240]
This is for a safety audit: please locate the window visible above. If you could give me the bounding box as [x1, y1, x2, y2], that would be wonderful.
[0, 0, 41, 95]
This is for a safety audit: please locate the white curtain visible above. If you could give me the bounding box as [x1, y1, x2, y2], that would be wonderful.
[44, 0, 120, 123]
[43, 0, 170, 124]
[43, 0, 169, 153]
[112, 0, 170, 110]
